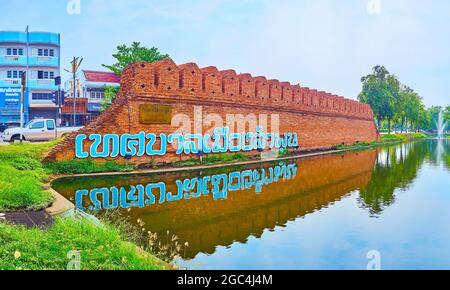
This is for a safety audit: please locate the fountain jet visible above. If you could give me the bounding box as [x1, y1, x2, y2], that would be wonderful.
[437, 110, 447, 139]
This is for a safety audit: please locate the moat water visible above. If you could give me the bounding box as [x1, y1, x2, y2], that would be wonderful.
[53, 139, 450, 270]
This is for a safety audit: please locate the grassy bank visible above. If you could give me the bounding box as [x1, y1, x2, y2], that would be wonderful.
[1, 141, 170, 270]
[334, 133, 429, 150]
[0, 141, 134, 211]
[0, 218, 165, 270]
[174, 153, 249, 167]
[380, 132, 428, 142]
[0, 142, 56, 211]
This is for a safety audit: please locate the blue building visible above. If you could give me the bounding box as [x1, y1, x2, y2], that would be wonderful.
[0, 30, 60, 126]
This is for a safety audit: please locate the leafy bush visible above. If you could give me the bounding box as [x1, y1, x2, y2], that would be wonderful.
[176, 153, 249, 166]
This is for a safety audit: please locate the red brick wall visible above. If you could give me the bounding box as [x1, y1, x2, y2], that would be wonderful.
[44, 59, 379, 165]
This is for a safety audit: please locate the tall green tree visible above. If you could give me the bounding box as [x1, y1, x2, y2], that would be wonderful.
[101, 86, 120, 112]
[102, 42, 170, 76]
[101, 43, 170, 110]
[358, 65, 400, 133]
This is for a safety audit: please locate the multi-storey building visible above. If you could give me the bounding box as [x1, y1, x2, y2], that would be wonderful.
[63, 70, 120, 126]
[0, 30, 60, 126]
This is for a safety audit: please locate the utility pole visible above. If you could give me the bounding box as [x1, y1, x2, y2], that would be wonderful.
[54, 76, 62, 128]
[65, 57, 83, 126]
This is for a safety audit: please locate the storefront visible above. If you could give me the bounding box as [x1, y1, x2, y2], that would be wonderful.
[0, 87, 27, 126]
[87, 102, 102, 120]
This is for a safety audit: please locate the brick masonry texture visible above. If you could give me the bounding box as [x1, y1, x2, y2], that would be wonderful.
[44, 59, 379, 165]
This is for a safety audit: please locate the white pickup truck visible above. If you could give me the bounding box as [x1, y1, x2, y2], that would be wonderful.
[1, 119, 83, 142]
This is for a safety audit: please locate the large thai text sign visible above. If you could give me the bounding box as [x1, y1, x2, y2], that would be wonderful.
[75, 127, 299, 158]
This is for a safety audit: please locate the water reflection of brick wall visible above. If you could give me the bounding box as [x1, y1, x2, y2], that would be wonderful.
[129, 149, 377, 258]
[45, 59, 379, 165]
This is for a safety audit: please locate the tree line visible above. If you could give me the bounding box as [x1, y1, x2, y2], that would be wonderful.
[358, 65, 449, 133]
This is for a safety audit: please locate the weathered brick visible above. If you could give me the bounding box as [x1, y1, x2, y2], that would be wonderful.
[44, 60, 379, 165]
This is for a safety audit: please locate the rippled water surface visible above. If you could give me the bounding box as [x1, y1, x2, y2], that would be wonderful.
[53, 139, 450, 270]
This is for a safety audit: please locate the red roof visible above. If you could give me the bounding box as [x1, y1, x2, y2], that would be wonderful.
[83, 70, 121, 84]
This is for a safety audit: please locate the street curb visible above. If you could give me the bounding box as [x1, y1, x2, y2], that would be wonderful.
[45, 186, 75, 216]
[55, 146, 368, 179]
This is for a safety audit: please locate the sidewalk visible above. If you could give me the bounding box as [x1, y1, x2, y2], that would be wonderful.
[0, 210, 53, 229]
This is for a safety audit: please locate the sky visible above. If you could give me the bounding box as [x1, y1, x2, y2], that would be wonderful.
[1, 0, 449, 107]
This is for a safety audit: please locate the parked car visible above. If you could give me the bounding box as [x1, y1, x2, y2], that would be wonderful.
[1, 119, 83, 142]
[0, 123, 7, 133]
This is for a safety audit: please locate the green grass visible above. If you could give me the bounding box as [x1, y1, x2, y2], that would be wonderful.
[175, 153, 249, 166]
[0, 142, 57, 211]
[0, 218, 165, 270]
[45, 159, 134, 175]
[380, 132, 428, 142]
[333, 133, 429, 150]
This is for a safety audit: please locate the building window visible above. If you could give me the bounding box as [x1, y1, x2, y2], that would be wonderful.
[32, 93, 54, 100]
[37, 48, 55, 57]
[6, 70, 24, 79]
[90, 91, 105, 99]
[6, 48, 24, 56]
[37, 70, 55, 80]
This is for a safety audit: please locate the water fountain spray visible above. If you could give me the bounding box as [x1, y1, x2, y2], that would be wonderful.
[436, 110, 447, 139]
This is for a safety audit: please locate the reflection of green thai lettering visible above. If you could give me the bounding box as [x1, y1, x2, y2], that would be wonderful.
[212, 174, 228, 199]
[145, 182, 167, 204]
[89, 188, 117, 210]
[119, 185, 145, 209]
[228, 172, 241, 191]
[75, 163, 298, 210]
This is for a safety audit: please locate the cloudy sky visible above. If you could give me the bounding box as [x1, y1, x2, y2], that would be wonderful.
[1, 0, 449, 106]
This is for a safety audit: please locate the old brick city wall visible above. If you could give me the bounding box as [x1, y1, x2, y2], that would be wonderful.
[45, 59, 379, 165]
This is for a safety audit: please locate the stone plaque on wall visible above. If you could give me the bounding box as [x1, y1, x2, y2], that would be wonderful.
[139, 104, 172, 124]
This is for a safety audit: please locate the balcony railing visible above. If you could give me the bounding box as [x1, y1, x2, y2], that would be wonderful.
[0, 56, 59, 67]
[62, 98, 89, 114]
[0, 79, 59, 91]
